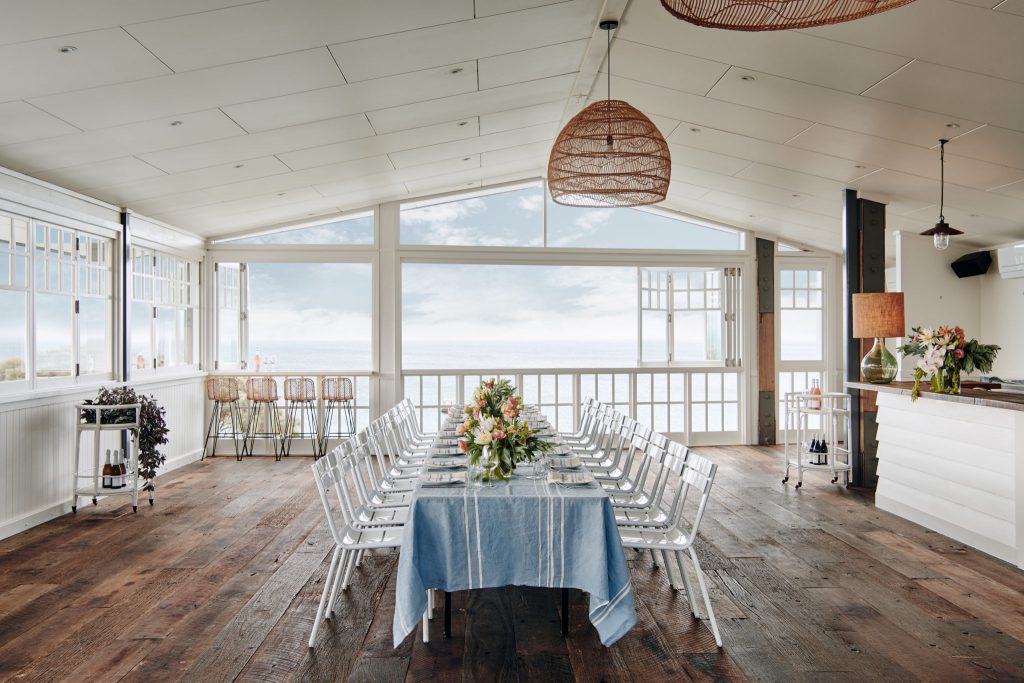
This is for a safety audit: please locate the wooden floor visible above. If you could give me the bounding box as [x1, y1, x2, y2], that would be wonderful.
[1, 447, 1023, 682]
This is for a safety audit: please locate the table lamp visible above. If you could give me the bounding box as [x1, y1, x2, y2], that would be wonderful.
[852, 292, 905, 384]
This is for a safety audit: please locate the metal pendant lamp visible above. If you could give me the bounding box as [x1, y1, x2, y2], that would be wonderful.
[660, 0, 916, 31]
[920, 139, 963, 251]
[547, 20, 671, 208]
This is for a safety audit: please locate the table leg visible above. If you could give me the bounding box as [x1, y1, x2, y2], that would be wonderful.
[561, 588, 569, 637]
[444, 591, 452, 638]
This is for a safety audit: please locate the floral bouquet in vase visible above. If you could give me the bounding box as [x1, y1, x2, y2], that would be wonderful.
[898, 326, 999, 400]
[455, 378, 554, 481]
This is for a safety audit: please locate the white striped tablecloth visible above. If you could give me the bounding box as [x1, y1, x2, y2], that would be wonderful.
[392, 461, 636, 647]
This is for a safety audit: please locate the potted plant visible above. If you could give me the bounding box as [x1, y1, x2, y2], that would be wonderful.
[83, 386, 169, 489]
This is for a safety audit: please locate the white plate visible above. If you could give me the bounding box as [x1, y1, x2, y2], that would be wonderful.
[547, 470, 594, 486]
[548, 455, 582, 469]
[420, 471, 466, 486]
[428, 457, 467, 469]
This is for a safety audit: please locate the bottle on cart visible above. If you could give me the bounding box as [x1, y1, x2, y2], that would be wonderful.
[820, 435, 828, 465]
[808, 379, 822, 410]
[102, 449, 113, 488]
[118, 449, 128, 488]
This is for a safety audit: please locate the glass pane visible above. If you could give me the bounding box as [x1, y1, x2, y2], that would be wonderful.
[78, 297, 111, 375]
[0, 290, 27, 381]
[780, 309, 823, 361]
[403, 263, 637, 368]
[0, 255, 8, 286]
[35, 293, 72, 377]
[674, 311, 707, 361]
[401, 184, 544, 247]
[641, 310, 667, 364]
[547, 200, 742, 250]
[130, 302, 152, 372]
[180, 308, 196, 366]
[247, 263, 373, 370]
[155, 307, 177, 368]
[222, 212, 374, 245]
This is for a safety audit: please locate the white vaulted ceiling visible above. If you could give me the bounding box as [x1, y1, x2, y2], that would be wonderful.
[0, 0, 1023, 251]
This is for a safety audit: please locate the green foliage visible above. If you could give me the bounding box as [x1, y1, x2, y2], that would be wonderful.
[83, 386, 169, 489]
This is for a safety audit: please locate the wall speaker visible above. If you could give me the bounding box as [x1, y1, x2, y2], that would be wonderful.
[951, 250, 992, 278]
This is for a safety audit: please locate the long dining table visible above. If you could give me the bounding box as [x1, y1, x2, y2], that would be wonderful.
[392, 410, 636, 647]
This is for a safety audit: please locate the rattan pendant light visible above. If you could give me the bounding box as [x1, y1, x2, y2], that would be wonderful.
[547, 20, 671, 207]
[660, 0, 915, 31]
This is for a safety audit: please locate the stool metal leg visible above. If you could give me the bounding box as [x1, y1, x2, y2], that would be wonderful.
[201, 399, 221, 461]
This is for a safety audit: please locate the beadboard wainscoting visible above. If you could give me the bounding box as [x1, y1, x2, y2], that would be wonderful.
[874, 390, 1024, 569]
[0, 375, 205, 540]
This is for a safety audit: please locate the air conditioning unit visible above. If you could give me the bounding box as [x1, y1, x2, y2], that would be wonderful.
[997, 243, 1024, 279]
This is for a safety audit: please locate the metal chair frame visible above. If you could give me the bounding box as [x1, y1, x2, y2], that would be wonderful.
[242, 377, 284, 460]
[202, 377, 246, 461]
[282, 377, 319, 458]
[318, 376, 357, 458]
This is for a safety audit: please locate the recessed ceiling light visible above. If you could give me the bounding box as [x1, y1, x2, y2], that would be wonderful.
[945, 122, 960, 129]
[854, 164, 866, 169]
[169, 120, 183, 127]
[277, 192, 286, 196]
[740, 75, 755, 82]
[969, 213, 979, 217]
[748, 214, 757, 218]
[234, 164, 244, 169]
[689, 127, 701, 133]
[58, 45, 77, 54]
[458, 121, 469, 126]
[462, 157, 472, 161]
[466, 182, 474, 186]
[450, 67, 464, 74]
[792, 194, 800, 198]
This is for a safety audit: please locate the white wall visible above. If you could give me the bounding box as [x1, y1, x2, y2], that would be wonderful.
[895, 231, 1024, 380]
[0, 166, 207, 540]
[980, 264, 1024, 378]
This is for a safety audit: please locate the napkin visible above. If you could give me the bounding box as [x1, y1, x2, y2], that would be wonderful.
[547, 470, 594, 486]
[420, 471, 466, 485]
[548, 455, 582, 469]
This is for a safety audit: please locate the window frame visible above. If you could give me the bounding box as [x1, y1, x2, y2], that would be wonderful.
[128, 242, 202, 379]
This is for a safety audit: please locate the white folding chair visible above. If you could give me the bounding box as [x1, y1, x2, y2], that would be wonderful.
[617, 450, 723, 648]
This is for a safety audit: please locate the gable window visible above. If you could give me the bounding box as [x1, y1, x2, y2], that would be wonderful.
[217, 212, 373, 246]
[547, 201, 744, 250]
[400, 183, 544, 247]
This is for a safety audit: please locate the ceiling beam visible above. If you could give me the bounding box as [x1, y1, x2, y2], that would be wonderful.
[558, 0, 631, 127]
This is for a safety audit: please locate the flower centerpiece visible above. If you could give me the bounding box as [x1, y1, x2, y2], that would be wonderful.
[454, 378, 554, 481]
[897, 326, 1000, 400]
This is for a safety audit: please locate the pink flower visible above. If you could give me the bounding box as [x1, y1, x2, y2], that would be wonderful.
[501, 402, 518, 420]
[486, 379, 495, 389]
[492, 430, 505, 440]
[473, 408, 481, 420]
[458, 440, 468, 453]
[954, 348, 965, 360]
[477, 399, 487, 408]
[455, 423, 467, 435]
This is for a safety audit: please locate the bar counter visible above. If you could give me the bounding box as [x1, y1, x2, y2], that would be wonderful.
[849, 381, 1024, 570]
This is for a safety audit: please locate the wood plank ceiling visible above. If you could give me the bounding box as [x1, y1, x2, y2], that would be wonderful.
[0, 0, 1022, 252]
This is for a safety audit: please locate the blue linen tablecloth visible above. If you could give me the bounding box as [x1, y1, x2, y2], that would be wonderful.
[392, 465, 636, 647]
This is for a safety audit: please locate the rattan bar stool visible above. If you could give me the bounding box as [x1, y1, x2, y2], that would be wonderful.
[318, 376, 356, 459]
[202, 377, 245, 461]
[282, 377, 319, 458]
[243, 376, 283, 460]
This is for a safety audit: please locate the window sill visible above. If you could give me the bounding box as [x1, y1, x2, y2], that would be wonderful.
[0, 371, 206, 411]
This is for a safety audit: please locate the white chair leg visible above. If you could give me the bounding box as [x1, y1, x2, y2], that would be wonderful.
[689, 546, 723, 648]
[422, 591, 431, 643]
[427, 588, 434, 620]
[674, 550, 699, 617]
[326, 549, 351, 616]
[340, 548, 359, 591]
[308, 546, 342, 648]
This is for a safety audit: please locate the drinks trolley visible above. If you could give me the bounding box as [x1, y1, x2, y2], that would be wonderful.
[71, 402, 153, 513]
[782, 391, 852, 488]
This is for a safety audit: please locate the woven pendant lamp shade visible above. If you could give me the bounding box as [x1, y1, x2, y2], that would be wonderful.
[548, 99, 671, 207]
[660, 0, 916, 31]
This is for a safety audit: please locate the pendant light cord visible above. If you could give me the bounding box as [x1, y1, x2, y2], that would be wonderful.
[606, 26, 611, 102]
[939, 139, 946, 222]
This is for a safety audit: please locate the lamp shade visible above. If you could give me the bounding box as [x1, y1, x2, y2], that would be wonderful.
[547, 100, 671, 207]
[852, 292, 905, 339]
[660, 0, 916, 31]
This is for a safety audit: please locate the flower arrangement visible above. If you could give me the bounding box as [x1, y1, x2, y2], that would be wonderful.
[898, 326, 1000, 400]
[82, 386, 170, 490]
[454, 378, 553, 481]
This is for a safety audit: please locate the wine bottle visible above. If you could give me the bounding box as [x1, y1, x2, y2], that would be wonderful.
[102, 449, 113, 489]
[808, 379, 822, 410]
[122, 450, 130, 489]
[118, 450, 128, 488]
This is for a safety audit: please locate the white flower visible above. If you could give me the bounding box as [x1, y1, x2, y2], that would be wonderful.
[472, 416, 495, 444]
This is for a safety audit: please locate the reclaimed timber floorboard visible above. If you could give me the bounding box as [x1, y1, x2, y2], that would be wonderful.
[0, 447, 1022, 682]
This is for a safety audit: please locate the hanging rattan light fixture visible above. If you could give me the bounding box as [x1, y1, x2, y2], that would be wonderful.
[660, 0, 915, 31]
[547, 20, 671, 208]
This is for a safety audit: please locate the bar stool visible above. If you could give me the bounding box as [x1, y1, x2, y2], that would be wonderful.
[318, 376, 356, 459]
[243, 376, 283, 460]
[202, 377, 245, 461]
[282, 377, 319, 458]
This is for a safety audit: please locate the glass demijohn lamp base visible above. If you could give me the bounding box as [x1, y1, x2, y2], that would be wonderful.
[861, 337, 898, 384]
